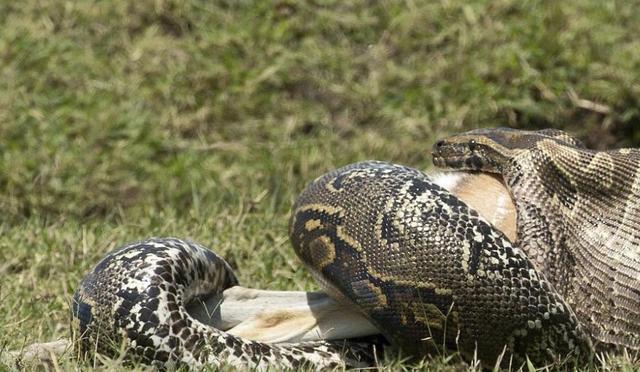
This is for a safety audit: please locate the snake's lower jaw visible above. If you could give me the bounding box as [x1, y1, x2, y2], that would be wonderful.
[432, 143, 472, 170]
[432, 154, 468, 170]
[431, 155, 445, 168]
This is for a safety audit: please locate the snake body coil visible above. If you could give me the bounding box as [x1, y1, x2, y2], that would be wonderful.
[74, 129, 639, 368]
[290, 161, 587, 364]
[433, 128, 640, 353]
[72, 238, 374, 369]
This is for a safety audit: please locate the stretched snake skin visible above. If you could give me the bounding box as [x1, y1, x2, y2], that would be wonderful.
[72, 127, 638, 369]
[432, 127, 640, 353]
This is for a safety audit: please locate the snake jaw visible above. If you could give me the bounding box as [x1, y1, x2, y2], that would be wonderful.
[432, 141, 494, 172]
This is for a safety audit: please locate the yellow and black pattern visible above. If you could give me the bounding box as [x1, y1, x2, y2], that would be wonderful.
[73, 152, 599, 369]
[433, 127, 640, 354]
[290, 161, 589, 365]
[72, 238, 376, 369]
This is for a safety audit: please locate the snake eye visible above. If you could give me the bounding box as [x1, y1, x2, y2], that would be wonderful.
[468, 139, 477, 151]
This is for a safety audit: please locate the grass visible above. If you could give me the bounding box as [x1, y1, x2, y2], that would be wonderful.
[1, 0, 639, 370]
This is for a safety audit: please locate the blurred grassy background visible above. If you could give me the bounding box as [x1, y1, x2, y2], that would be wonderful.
[1, 0, 639, 369]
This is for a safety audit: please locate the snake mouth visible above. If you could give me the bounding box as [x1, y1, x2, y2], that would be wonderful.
[431, 141, 473, 169]
[432, 154, 469, 169]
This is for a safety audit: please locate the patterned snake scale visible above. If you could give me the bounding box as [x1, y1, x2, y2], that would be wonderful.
[432, 128, 640, 355]
[72, 238, 376, 369]
[72, 127, 637, 369]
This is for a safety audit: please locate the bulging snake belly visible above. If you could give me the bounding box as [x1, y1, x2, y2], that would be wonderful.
[72, 128, 639, 369]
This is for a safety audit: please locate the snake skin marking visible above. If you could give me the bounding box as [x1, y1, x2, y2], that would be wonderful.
[73, 153, 595, 369]
[291, 161, 588, 365]
[72, 238, 377, 369]
[434, 127, 640, 353]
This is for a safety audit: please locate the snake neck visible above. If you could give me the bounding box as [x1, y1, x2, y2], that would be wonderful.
[500, 154, 574, 291]
[503, 146, 640, 350]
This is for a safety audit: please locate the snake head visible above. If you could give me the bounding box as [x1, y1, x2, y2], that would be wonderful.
[431, 127, 555, 173]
